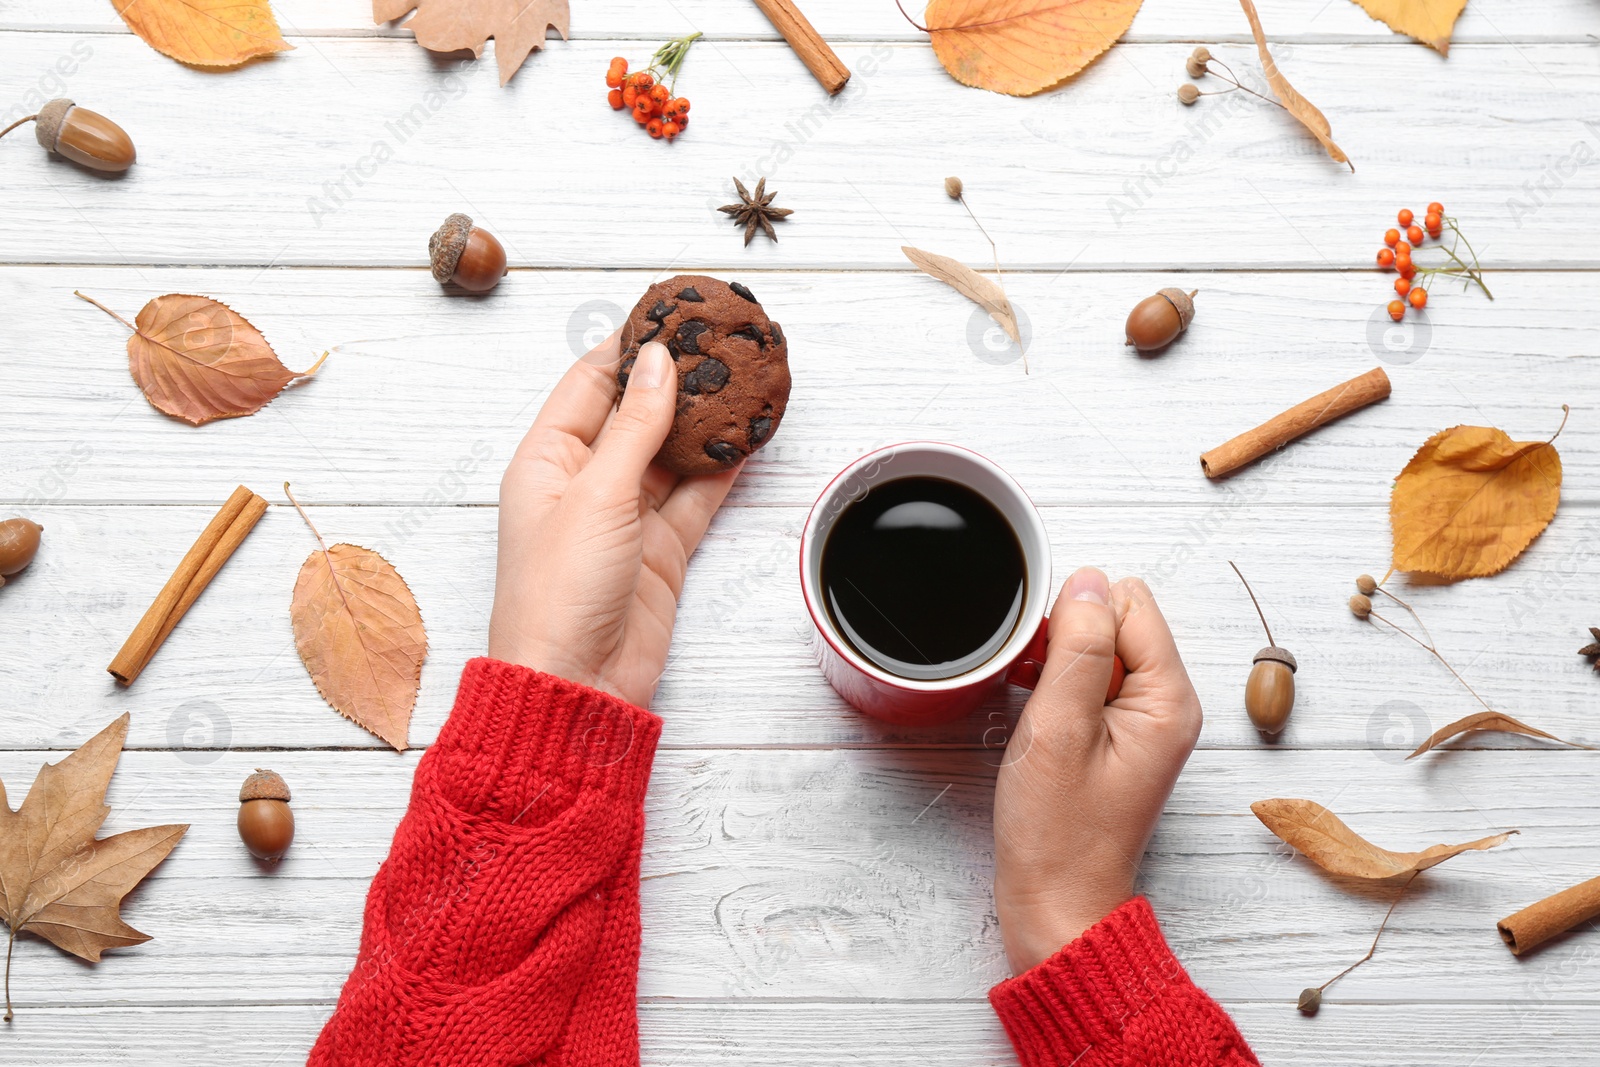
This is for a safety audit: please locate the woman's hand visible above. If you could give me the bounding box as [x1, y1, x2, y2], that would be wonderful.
[993, 567, 1203, 973]
[488, 334, 740, 709]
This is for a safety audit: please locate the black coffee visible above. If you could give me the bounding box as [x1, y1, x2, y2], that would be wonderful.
[821, 476, 1025, 681]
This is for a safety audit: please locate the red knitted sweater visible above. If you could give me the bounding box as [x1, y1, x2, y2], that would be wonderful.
[310, 658, 1258, 1066]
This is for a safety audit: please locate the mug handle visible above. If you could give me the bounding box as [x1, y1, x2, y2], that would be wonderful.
[1005, 617, 1126, 701]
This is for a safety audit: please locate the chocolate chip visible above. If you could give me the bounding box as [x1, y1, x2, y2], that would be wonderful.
[617, 355, 636, 390]
[730, 282, 757, 303]
[648, 300, 676, 321]
[677, 286, 704, 302]
[704, 440, 746, 465]
[683, 357, 730, 395]
[769, 322, 784, 345]
[730, 325, 765, 346]
[675, 319, 710, 356]
[637, 321, 661, 345]
[748, 415, 773, 447]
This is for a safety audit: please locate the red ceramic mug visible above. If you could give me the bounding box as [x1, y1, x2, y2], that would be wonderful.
[799, 442, 1124, 727]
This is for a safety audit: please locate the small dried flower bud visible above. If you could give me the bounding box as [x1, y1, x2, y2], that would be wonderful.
[1191, 46, 1211, 63]
[1356, 574, 1378, 595]
[1349, 593, 1372, 619]
[1186, 54, 1208, 78]
[1298, 987, 1322, 1015]
[944, 176, 963, 199]
[1178, 83, 1202, 105]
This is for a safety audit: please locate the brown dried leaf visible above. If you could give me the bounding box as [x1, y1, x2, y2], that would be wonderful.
[111, 0, 292, 67]
[1408, 711, 1590, 758]
[1252, 798, 1515, 879]
[902, 245, 1022, 346]
[0, 714, 188, 1020]
[1239, 0, 1353, 171]
[375, 0, 569, 85]
[288, 489, 426, 751]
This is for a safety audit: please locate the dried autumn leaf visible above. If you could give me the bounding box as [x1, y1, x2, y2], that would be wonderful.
[287, 485, 426, 752]
[1390, 414, 1565, 580]
[376, 0, 569, 85]
[76, 292, 326, 426]
[1252, 798, 1514, 879]
[923, 0, 1144, 96]
[1409, 711, 1590, 758]
[1239, 0, 1353, 171]
[111, 0, 292, 67]
[903, 245, 1022, 347]
[1347, 0, 1467, 54]
[0, 714, 188, 1020]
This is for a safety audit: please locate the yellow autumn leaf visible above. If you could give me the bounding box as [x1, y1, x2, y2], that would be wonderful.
[1390, 413, 1565, 580]
[112, 0, 293, 68]
[924, 0, 1145, 97]
[1347, 0, 1468, 55]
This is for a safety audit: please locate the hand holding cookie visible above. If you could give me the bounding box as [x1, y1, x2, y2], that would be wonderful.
[488, 330, 742, 708]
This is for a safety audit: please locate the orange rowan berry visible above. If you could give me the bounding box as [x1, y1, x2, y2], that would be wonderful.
[1398, 208, 1414, 226]
[675, 113, 688, 128]
[1406, 225, 1424, 245]
[1387, 300, 1405, 321]
[632, 104, 652, 125]
[608, 88, 624, 110]
[610, 56, 627, 71]
[649, 84, 670, 106]
[622, 85, 639, 107]
[1377, 248, 1395, 268]
[1394, 277, 1411, 296]
[646, 117, 664, 139]
[1425, 213, 1442, 236]
[630, 71, 654, 90]
[674, 96, 691, 113]
[606, 69, 624, 88]
[1426, 201, 1443, 215]
[1398, 263, 1416, 280]
[1395, 241, 1410, 256]
[1384, 229, 1400, 248]
[1408, 286, 1427, 309]
[663, 120, 681, 140]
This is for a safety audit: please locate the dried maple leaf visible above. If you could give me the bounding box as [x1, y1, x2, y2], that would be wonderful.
[921, 0, 1144, 96]
[111, 0, 292, 67]
[286, 485, 426, 752]
[1347, 0, 1467, 55]
[1408, 711, 1590, 758]
[1390, 411, 1566, 580]
[375, 0, 569, 85]
[0, 714, 188, 1020]
[1239, 0, 1352, 171]
[1252, 798, 1514, 879]
[903, 245, 1022, 347]
[76, 292, 326, 426]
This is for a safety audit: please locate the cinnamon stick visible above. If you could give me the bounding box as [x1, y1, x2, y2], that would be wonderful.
[108, 485, 269, 685]
[1200, 367, 1391, 479]
[752, 0, 851, 95]
[1498, 875, 1600, 956]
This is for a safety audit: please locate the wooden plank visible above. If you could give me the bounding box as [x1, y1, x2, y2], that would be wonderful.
[1, 38, 1596, 270]
[0, 748, 1592, 1008]
[5, 1002, 1600, 1066]
[3, 268, 1590, 509]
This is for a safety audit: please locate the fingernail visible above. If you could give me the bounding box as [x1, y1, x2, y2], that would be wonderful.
[632, 342, 671, 390]
[1066, 566, 1109, 605]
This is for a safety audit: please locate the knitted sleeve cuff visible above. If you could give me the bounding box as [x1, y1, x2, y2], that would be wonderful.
[989, 896, 1189, 1065]
[426, 657, 663, 824]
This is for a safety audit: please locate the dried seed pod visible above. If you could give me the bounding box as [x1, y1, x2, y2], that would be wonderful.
[1192, 46, 1212, 64]
[1356, 574, 1378, 595]
[1185, 54, 1208, 78]
[1298, 987, 1322, 1015]
[1125, 287, 1197, 351]
[1178, 83, 1202, 105]
[1349, 594, 1372, 619]
[429, 212, 507, 293]
[944, 176, 963, 199]
[0, 518, 43, 587]
[238, 769, 295, 862]
[0, 99, 136, 172]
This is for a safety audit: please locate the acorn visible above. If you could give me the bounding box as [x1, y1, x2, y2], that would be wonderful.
[0, 99, 135, 172]
[237, 769, 295, 862]
[429, 212, 507, 292]
[1125, 288, 1197, 351]
[1229, 562, 1296, 736]
[0, 518, 42, 587]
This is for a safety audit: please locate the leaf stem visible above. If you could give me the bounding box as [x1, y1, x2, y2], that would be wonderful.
[1315, 871, 1418, 999]
[74, 290, 136, 332]
[0, 114, 38, 140]
[892, 0, 931, 32]
[1228, 560, 1276, 647]
[283, 482, 329, 553]
[1368, 605, 1496, 715]
[5, 927, 14, 1022]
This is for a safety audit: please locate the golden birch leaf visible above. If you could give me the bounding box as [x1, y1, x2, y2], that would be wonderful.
[111, 0, 292, 67]
[1390, 419, 1564, 580]
[903, 245, 1022, 346]
[77, 292, 326, 426]
[1240, 0, 1353, 170]
[288, 487, 426, 751]
[375, 0, 569, 85]
[0, 714, 188, 1020]
[1408, 711, 1590, 758]
[1347, 0, 1468, 55]
[1252, 798, 1514, 880]
[924, 0, 1145, 97]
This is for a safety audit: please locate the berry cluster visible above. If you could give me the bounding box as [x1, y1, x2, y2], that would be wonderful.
[1374, 201, 1491, 321]
[604, 33, 699, 142]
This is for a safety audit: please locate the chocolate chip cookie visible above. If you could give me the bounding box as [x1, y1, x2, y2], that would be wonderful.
[617, 275, 790, 476]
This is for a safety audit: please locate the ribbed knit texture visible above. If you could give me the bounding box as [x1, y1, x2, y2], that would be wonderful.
[989, 896, 1259, 1066]
[308, 657, 662, 1067]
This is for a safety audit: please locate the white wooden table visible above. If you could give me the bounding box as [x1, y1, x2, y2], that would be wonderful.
[3, 1, 1600, 1062]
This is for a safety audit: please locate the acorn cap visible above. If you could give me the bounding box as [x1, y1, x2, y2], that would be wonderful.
[1157, 288, 1197, 331]
[240, 768, 291, 803]
[1253, 646, 1297, 673]
[429, 212, 474, 283]
[35, 98, 74, 153]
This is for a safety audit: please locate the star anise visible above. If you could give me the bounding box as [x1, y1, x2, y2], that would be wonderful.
[718, 177, 792, 246]
[1580, 627, 1600, 668]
